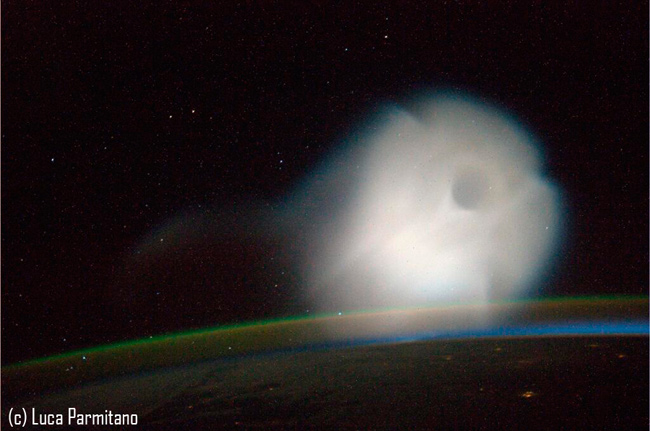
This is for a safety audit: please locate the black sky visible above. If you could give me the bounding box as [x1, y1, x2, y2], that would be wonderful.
[2, 1, 648, 365]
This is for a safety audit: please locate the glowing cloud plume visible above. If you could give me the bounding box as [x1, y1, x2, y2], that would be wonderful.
[292, 93, 564, 312]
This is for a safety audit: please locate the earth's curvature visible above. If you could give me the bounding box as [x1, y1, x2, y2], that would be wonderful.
[2, 297, 648, 430]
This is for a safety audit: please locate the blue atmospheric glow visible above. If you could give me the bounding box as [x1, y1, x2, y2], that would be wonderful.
[323, 321, 650, 350]
[407, 321, 650, 341]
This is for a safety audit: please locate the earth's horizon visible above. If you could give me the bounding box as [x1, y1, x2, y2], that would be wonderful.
[3, 296, 648, 429]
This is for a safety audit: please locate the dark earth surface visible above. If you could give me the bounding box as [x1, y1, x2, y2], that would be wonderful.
[3, 336, 648, 430]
